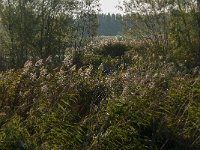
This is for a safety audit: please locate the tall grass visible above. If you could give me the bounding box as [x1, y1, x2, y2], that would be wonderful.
[0, 40, 200, 149]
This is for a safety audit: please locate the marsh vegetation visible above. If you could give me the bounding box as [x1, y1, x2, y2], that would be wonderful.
[0, 0, 200, 149]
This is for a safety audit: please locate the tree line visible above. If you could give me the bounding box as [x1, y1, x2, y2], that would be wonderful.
[97, 13, 123, 36]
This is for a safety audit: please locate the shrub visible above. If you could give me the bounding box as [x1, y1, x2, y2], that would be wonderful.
[97, 41, 130, 57]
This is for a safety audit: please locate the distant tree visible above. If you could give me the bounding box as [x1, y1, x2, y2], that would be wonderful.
[97, 13, 123, 36]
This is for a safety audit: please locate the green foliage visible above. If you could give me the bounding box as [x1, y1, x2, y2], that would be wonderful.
[124, 0, 200, 69]
[0, 39, 200, 149]
[0, 115, 36, 150]
[1, 0, 200, 149]
[0, 0, 99, 70]
[0, 16, 200, 150]
[96, 41, 130, 57]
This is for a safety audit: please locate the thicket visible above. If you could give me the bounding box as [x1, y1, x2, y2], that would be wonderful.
[123, 0, 200, 69]
[0, 0, 99, 70]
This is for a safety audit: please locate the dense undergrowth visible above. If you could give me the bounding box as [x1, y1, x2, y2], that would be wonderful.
[0, 40, 200, 150]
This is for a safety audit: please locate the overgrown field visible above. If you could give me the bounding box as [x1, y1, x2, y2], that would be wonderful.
[0, 41, 200, 149]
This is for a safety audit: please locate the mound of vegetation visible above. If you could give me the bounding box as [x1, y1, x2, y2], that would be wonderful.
[96, 41, 130, 57]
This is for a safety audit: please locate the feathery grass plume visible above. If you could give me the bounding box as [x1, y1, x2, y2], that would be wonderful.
[35, 59, 43, 67]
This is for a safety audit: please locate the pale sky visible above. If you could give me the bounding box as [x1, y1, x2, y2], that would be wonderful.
[100, 0, 124, 14]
